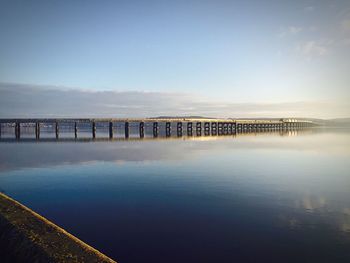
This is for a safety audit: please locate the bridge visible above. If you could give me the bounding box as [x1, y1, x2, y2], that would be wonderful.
[0, 118, 316, 139]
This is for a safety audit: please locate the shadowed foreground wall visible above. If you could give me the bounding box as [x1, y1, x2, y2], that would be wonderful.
[0, 192, 116, 263]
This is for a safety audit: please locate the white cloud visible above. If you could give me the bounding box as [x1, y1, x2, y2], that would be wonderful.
[297, 41, 328, 57]
[289, 26, 302, 34]
[279, 26, 302, 38]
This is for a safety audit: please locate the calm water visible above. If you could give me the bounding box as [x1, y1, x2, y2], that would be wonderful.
[0, 128, 350, 262]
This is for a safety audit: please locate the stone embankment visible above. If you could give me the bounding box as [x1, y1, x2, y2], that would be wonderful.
[0, 192, 116, 262]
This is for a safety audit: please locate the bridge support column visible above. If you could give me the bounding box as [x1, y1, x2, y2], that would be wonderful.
[166, 122, 171, 137]
[125, 122, 129, 138]
[177, 122, 183, 137]
[187, 122, 193, 136]
[210, 122, 216, 135]
[219, 122, 224, 135]
[177, 122, 182, 131]
[196, 122, 201, 131]
[153, 122, 158, 137]
[187, 122, 193, 131]
[139, 122, 144, 138]
[223, 123, 228, 131]
[15, 122, 20, 139]
[55, 122, 59, 139]
[218, 122, 222, 131]
[35, 122, 40, 139]
[109, 122, 113, 139]
[92, 122, 96, 139]
[74, 122, 78, 138]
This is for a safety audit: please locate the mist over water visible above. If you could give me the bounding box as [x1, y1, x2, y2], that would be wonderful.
[0, 128, 349, 262]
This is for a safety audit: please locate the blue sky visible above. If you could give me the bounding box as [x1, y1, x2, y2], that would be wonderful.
[0, 0, 349, 117]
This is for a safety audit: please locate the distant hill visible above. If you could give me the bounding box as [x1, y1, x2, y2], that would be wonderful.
[153, 116, 218, 119]
[324, 118, 350, 127]
[327, 118, 350, 122]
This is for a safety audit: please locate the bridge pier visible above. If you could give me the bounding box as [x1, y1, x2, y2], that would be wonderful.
[232, 123, 236, 133]
[125, 122, 129, 138]
[35, 122, 40, 139]
[223, 123, 228, 133]
[228, 123, 232, 133]
[74, 122, 78, 138]
[15, 122, 20, 139]
[139, 122, 144, 138]
[211, 122, 217, 135]
[153, 122, 158, 137]
[186, 122, 192, 136]
[218, 122, 223, 131]
[187, 122, 193, 132]
[227, 123, 231, 134]
[109, 122, 113, 139]
[176, 122, 182, 137]
[177, 122, 182, 132]
[92, 122, 96, 139]
[55, 122, 59, 139]
[166, 122, 171, 137]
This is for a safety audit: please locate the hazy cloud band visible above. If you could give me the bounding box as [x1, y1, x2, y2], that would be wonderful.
[0, 83, 348, 119]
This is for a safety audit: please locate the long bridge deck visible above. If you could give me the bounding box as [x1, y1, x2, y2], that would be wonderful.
[0, 117, 313, 124]
[0, 118, 316, 140]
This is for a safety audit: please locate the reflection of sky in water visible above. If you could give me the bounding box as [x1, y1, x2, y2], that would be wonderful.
[0, 129, 350, 262]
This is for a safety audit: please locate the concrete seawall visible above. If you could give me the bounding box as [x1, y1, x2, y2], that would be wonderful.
[0, 192, 116, 262]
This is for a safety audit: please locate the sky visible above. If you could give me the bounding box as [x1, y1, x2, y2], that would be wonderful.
[0, 0, 349, 118]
